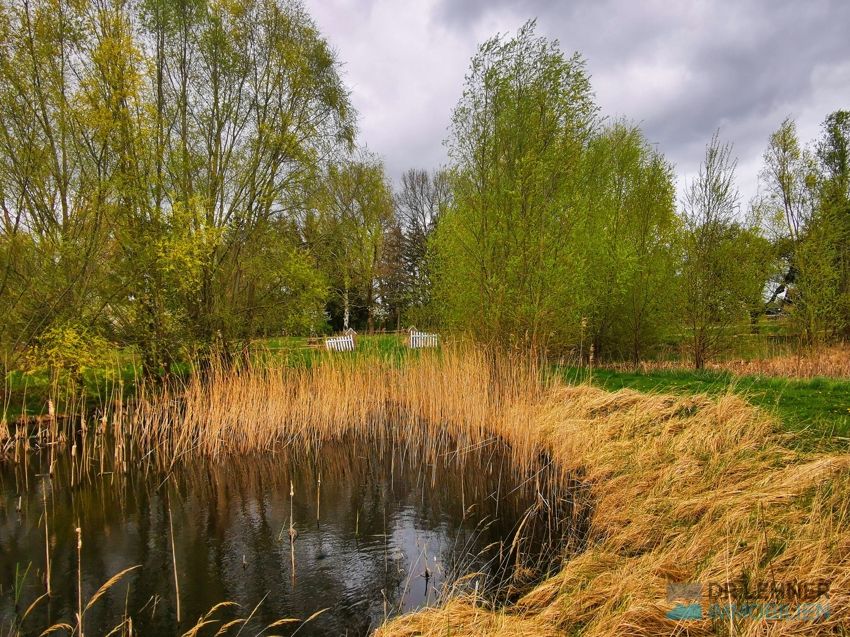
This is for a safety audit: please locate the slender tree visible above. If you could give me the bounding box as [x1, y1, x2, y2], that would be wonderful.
[306, 154, 394, 331]
[681, 132, 770, 368]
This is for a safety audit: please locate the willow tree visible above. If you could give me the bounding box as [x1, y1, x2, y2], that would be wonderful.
[130, 0, 354, 365]
[0, 0, 113, 373]
[578, 122, 679, 362]
[434, 21, 596, 347]
[0, 0, 354, 375]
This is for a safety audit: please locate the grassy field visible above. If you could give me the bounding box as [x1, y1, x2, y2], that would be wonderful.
[559, 365, 850, 448]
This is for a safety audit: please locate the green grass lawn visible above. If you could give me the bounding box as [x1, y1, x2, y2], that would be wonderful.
[557, 365, 850, 450]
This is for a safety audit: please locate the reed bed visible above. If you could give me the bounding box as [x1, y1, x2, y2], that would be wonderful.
[122, 345, 553, 473]
[121, 343, 850, 634]
[3, 343, 850, 634]
[710, 343, 850, 378]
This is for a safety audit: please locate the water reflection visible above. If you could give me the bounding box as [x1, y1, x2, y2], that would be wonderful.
[0, 436, 581, 636]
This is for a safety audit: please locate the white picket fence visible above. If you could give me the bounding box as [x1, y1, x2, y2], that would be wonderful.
[408, 330, 438, 349]
[325, 334, 355, 352]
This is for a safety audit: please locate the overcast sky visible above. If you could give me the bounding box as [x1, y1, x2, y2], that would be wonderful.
[304, 0, 850, 204]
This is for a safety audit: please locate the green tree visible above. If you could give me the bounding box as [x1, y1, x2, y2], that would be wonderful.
[434, 21, 595, 347]
[680, 132, 771, 368]
[760, 117, 817, 244]
[306, 154, 394, 331]
[0, 0, 111, 372]
[756, 118, 817, 329]
[0, 0, 355, 378]
[813, 110, 850, 336]
[577, 122, 679, 362]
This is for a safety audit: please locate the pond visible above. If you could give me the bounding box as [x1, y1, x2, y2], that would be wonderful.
[1, 435, 581, 636]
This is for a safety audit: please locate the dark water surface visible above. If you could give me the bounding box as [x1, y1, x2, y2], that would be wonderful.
[0, 437, 577, 636]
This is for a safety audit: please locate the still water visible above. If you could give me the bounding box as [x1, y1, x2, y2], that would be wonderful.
[0, 437, 576, 636]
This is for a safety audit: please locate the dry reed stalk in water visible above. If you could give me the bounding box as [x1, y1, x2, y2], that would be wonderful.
[167, 499, 181, 624]
[76, 526, 83, 637]
[316, 472, 321, 523]
[43, 482, 50, 597]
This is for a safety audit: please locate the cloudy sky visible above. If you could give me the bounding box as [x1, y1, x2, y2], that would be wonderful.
[304, 0, 850, 204]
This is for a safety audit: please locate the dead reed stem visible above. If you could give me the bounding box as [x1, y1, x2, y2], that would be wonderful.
[42, 481, 50, 597]
[76, 526, 83, 637]
[168, 497, 181, 624]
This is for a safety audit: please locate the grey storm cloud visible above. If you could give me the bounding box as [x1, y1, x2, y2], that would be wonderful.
[304, 0, 850, 203]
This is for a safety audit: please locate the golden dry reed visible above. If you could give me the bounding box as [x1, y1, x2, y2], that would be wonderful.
[607, 343, 850, 379]
[710, 343, 850, 378]
[125, 344, 552, 471]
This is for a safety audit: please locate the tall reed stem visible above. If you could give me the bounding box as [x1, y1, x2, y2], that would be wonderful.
[43, 483, 50, 596]
[316, 472, 321, 523]
[76, 526, 83, 637]
[168, 499, 181, 624]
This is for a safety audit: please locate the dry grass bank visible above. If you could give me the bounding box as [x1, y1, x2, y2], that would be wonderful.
[606, 343, 850, 379]
[377, 363, 850, 635]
